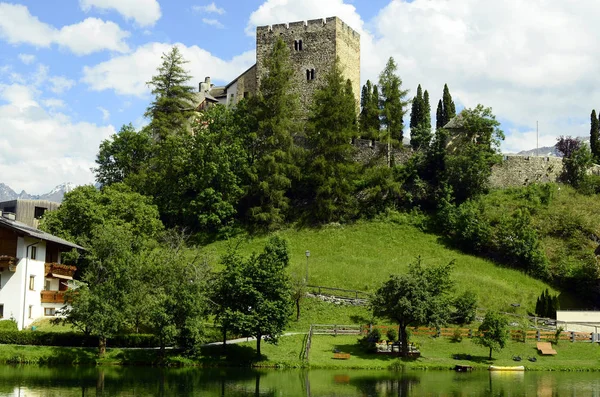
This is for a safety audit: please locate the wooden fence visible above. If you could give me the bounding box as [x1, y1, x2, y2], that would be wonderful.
[361, 325, 597, 342]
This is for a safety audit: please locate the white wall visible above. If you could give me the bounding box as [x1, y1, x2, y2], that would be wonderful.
[0, 237, 47, 330]
[557, 311, 600, 324]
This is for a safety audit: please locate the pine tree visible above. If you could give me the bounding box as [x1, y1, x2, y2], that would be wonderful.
[145, 46, 196, 140]
[247, 38, 301, 230]
[423, 90, 431, 132]
[436, 99, 444, 130]
[305, 61, 359, 223]
[410, 85, 432, 150]
[410, 85, 423, 132]
[590, 109, 599, 162]
[378, 57, 409, 145]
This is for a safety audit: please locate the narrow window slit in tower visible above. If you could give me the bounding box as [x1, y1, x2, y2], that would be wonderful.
[294, 40, 298, 51]
[299, 40, 303, 51]
[310, 69, 315, 80]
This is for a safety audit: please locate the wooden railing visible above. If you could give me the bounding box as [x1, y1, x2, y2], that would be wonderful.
[40, 290, 68, 304]
[45, 263, 76, 277]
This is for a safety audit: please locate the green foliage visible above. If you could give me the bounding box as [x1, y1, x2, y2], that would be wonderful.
[452, 290, 477, 325]
[410, 85, 432, 150]
[0, 320, 17, 332]
[0, 331, 158, 347]
[451, 327, 463, 343]
[305, 60, 359, 223]
[535, 289, 560, 319]
[474, 311, 509, 359]
[371, 257, 454, 355]
[359, 328, 381, 353]
[40, 183, 163, 254]
[554, 326, 564, 345]
[145, 46, 196, 140]
[359, 80, 380, 139]
[386, 328, 398, 342]
[562, 143, 593, 190]
[378, 57, 409, 144]
[246, 38, 300, 230]
[94, 124, 153, 187]
[212, 236, 292, 357]
[435, 84, 456, 129]
[590, 109, 600, 162]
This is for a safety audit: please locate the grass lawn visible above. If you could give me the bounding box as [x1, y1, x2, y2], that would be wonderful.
[205, 220, 559, 314]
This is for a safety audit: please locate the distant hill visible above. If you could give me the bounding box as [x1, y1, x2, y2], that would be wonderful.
[512, 136, 589, 157]
[0, 182, 76, 203]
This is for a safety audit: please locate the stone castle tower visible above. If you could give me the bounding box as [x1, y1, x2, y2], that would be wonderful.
[256, 16, 361, 114]
[195, 17, 361, 116]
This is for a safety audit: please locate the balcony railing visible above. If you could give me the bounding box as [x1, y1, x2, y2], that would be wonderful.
[40, 290, 69, 304]
[45, 263, 77, 278]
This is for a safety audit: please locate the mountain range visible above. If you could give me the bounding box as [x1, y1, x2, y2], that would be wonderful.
[0, 182, 76, 203]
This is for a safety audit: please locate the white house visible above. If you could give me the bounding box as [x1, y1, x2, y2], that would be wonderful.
[0, 211, 83, 330]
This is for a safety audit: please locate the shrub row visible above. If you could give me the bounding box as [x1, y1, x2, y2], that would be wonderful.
[0, 331, 160, 348]
[0, 320, 18, 332]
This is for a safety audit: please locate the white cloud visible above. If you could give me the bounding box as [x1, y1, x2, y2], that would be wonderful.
[48, 76, 76, 94]
[202, 18, 224, 29]
[0, 83, 114, 194]
[80, 0, 161, 27]
[82, 42, 255, 96]
[0, 3, 130, 55]
[17, 53, 35, 65]
[193, 2, 225, 15]
[42, 98, 66, 109]
[97, 106, 110, 121]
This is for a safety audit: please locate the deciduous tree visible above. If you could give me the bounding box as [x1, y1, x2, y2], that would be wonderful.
[475, 311, 509, 359]
[378, 57, 409, 145]
[371, 258, 454, 356]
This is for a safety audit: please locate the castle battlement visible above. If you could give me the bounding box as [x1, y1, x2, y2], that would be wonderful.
[256, 16, 359, 39]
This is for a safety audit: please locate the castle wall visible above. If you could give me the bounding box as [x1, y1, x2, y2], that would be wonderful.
[231, 65, 257, 104]
[256, 17, 360, 116]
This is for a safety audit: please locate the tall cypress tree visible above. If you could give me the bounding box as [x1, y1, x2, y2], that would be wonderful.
[379, 57, 409, 145]
[305, 61, 359, 223]
[423, 90, 431, 133]
[590, 109, 600, 162]
[436, 99, 444, 130]
[247, 37, 300, 230]
[410, 85, 432, 150]
[410, 85, 423, 132]
[359, 80, 380, 139]
[442, 84, 456, 125]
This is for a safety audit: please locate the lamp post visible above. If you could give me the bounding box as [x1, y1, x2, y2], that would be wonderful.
[305, 250, 310, 284]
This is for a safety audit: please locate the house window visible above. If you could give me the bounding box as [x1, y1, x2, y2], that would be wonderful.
[44, 308, 55, 316]
[29, 275, 35, 290]
[30, 246, 37, 260]
[0, 304, 3, 318]
[3, 206, 15, 213]
[34, 207, 47, 219]
[45, 279, 51, 291]
[28, 305, 33, 319]
[306, 69, 315, 81]
[243, 91, 249, 99]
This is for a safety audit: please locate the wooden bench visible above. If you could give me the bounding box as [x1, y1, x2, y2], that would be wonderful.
[536, 342, 557, 355]
[333, 353, 351, 360]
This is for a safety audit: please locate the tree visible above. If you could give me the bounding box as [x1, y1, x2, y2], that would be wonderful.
[305, 61, 359, 223]
[378, 57, 409, 145]
[94, 124, 153, 187]
[145, 46, 196, 140]
[591, 110, 600, 162]
[40, 183, 164, 253]
[556, 136, 592, 188]
[435, 84, 456, 129]
[445, 105, 504, 203]
[359, 80, 380, 140]
[475, 311, 509, 359]
[245, 38, 301, 230]
[61, 224, 136, 355]
[452, 290, 478, 324]
[213, 237, 292, 357]
[436, 99, 444, 130]
[371, 258, 454, 356]
[410, 85, 432, 150]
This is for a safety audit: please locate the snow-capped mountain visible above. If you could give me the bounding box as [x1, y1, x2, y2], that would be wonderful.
[0, 182, 77, 203]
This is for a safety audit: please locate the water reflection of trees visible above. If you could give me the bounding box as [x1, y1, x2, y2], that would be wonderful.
[352, 375, 420, 397]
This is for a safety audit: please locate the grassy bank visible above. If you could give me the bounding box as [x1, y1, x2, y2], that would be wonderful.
[206, 220, 561, 313]
[2, 333, 599, 371]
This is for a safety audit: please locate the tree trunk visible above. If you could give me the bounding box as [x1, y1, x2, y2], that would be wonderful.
[222, 326, 227, 354]
[489, 347, 493, 360]
[98, 336, 107, 357]
[296, 298, 301, 321]
[256, 333, 262, 358]
[399, 325, 409, 357]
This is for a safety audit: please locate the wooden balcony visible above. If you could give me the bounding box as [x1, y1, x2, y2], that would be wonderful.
[40, 290, 68, 304]
[45, 263, 77, 278]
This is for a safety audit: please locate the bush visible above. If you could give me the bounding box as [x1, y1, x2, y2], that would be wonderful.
[450, 327, 463, 343]
[358, 328, 381, 353]
[0, 320, 18, 332]
[452, 290, 477, 324]
[386, 328, 397, 342]
[0, 331, 159, 348]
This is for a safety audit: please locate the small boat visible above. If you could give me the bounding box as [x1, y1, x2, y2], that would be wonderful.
[488, 365, 525, 372]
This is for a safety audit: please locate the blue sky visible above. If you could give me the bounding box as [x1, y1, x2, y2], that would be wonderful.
[1, 0, 600, 194]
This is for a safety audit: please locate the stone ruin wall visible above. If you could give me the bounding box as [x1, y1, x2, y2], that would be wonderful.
[255, 17, 360, 116]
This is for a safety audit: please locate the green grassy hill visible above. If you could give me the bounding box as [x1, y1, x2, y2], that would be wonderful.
[204, 219, 559, 315]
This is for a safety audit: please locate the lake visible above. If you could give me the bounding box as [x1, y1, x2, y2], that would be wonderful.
[1, 366, 599, 396]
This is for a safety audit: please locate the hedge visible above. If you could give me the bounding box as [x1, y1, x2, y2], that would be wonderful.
[0, 331, 160, 348]
[0, 320, 18, 332]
